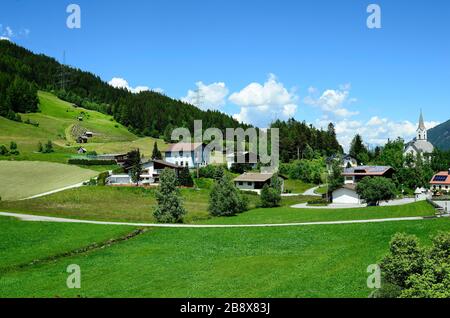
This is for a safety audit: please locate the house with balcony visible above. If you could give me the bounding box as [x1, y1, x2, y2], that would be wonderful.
[106, 159, 182, 186]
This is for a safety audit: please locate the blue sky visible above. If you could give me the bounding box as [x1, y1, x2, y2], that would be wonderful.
[1, 0, 449, 150]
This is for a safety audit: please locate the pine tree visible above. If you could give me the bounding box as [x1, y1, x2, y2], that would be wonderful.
[209, 174, 248, 216]
[178, 167, 194, 187]
[151, 142, 162, 160]
[153, 169, 186, 223]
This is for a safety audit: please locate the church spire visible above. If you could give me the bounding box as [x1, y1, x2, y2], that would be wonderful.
[418, 109, 426, 130]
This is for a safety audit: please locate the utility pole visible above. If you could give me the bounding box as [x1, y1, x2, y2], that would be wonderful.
[56, 50, 70, 91]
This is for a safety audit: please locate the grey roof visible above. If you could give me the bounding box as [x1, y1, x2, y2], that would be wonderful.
[234, 173, 274, 183]
[343, 165, 393, 175]
[405, 139, 434, 154]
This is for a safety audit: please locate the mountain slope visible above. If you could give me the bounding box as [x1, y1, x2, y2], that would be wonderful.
[0, 91, 166, 163]
[0, 40, 247, 137]
[428, 119, 450, 151]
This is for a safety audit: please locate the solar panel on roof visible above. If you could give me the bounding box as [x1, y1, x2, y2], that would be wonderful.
[433, 176, 448, 182]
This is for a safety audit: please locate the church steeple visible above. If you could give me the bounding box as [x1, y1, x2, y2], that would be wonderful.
[417, 110, 427, 141]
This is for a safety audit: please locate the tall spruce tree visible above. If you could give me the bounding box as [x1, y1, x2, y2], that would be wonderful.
[153, 169, 186, 223]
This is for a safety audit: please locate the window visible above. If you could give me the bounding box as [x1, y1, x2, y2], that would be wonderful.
[238, 182, 244, 186]
[247, 182, 252, 186]
[180, 162, 184, 166]
[185, 161, 189, 166]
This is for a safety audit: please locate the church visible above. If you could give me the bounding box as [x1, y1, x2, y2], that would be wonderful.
[404, 111, 434, 157]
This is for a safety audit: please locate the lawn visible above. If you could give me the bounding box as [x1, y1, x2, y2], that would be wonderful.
[0, 161, 98, 200]
[0, 186, 308, 223]
[200, 200, 436, 225]
[0, 217, 448, 298]
[0, 217, 135, 272]
[0, 184, 435, 224]
[284, 179, 316, 194]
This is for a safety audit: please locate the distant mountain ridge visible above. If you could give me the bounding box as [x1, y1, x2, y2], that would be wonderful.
[428, 119, 450, 151]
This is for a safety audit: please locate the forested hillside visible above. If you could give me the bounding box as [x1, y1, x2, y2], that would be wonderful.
[0, 40, 245, 137]
[429, 119, 450, 151]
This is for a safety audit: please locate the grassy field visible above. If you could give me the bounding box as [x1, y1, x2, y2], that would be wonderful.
[200, 200, 435, 225]
[284, 179, 316, 194]
[0, 217, 448, 298]
[0, 186, 261, 223]
[0, 185, 435, 224]
[0, 217, 135, 272]
[0, 161, 98, 200]
[0, 92, 167, 163]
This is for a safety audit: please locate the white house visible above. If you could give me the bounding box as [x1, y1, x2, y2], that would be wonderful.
[234, 172, 286, 194]
[164, 143, 210, 168]
[404, 111, 434, 157]
[332, 184, 361, 205]
[107, 159, 182, 186]
[226, 151, 259, 170]
[332, 165, 394, 204]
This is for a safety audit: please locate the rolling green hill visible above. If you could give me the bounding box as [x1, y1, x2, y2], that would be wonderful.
[0, 91, 167, 163]
[429, 119, 450, 151]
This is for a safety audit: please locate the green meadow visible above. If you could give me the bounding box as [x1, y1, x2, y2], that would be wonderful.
[0, 185, 435, 224]
[0, 216, 448, 298]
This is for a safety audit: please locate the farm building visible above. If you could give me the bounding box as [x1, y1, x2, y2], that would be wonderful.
[234, 172, 286, 193]
[77, 136, 88, 144]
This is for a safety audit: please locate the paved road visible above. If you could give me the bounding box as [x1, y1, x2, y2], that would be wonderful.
[21, 182, 87, 200]
[292, 198, 418, 209]
[0, 211, 428, 228]
[303, 186, 321, 197]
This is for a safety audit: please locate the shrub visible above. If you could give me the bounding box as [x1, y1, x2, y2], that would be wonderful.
[0, 145, 10, 156]
[9, 141, 19, 155]
[43, 140, 54, 153]
[97, 171, 109, 186]
[68, 159, 117, 166]
[178, 167, 194, 187]
[260, 174, 282, 208]
[198, 165, 225, 180]
[37, 142, 43, 153]
[375, 232, 450, 298]
[307, 198, 328, 205]
[209, 174, 248, 216]
[153, 169, 186, 223]
[356, 177, 397, 206]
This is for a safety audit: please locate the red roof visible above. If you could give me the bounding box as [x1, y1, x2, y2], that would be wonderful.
[430, 171, 450, 185]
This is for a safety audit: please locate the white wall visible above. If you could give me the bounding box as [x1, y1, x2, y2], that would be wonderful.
[332, 188, 360, 204]
[235, 181, 255, 190]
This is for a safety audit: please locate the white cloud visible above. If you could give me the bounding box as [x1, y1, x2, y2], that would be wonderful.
[317, 116, 440, 152]
[304, 84, 358, 118]
[108, 77, 164, 94]
[0, 36, 10, 41]
[182, 81, 229, 110]
[0, 25, 30, 40]
[229, 73, 298, 126]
